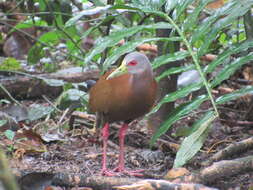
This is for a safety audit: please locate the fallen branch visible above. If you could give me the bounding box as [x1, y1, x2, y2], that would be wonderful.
[219, 119, 253, 127]
[173, 155, 253, 184]
[52, 173, 139, 190]
[200, 155, 253, 184]
[0, 70, 99, 99]
[51, 173, 217, 190]
[205, 137, 253, 165]
[115, 179, 218, 190]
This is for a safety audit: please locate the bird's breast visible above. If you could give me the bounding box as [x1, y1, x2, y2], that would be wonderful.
[89, 72, 156, 123]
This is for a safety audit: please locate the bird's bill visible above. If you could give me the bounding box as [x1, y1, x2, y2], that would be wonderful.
[106, 61, 128, 80]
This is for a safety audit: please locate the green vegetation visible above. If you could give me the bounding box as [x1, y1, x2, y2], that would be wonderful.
[0, 58, 21, 71]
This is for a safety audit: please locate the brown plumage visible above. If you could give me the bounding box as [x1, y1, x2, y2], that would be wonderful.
[89, 51, 157, 176]
[89, 70, 156, 123]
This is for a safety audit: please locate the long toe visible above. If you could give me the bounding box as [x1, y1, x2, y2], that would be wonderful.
[113, 167, 144, 177]
[101, 169, 120, 177]
[123, 169, 144, 177]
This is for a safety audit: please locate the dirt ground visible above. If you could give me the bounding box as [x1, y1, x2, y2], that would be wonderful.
[2, 97, 252, 190]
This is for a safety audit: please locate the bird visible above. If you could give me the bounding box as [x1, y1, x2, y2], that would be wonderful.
[89, 51, 157, 176]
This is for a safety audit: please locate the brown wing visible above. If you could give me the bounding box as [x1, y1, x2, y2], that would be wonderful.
[89, 70, 133, 116]
[148, 79, 157, 110]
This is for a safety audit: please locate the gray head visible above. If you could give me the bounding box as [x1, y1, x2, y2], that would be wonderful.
[124, 52, 152, 75]
[107, 52, 153, 79]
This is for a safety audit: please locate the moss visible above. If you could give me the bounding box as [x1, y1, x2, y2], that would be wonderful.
[0, 57, 21, 70]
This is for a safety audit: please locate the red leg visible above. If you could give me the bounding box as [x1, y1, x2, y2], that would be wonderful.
[117, 123, 128, 172]
[114, 123, 143, 176]
[101, 122, 115, 176]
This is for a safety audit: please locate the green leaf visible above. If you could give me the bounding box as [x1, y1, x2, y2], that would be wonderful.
[130, 0, 166, 11]
[0, 99, 10, 104]
[191, 0, 240, 44]
[80, 16, 116, 43]
[110, 4, 141, 11]
[65, 6, 111, 26]
[85, 22, 172, 65]
[149, 82, 203, 115]
[205, 40, 253, 73]
[174, 0, 196, 18]
[196, 0, 253, 56]
[156, 65, 195, 81]
[103, 37, 180, 71]
[182, 0, 214, 31]
[11, 18, 47, 32]
[39, 0, 46, 11]
[211, 52, 253, 87]
[216, 86, 253, 105]
[42, 78, 65, 87]
[153, 51, 190, 69]
[57, 89, 86, 109]
[28, 104, 54, 121]
[0, 120, 7, 127]
[28, 44, 44, 64]
[4, 130, 15, 141]
[0, 58, 21, 71]
[150, 95, 208, 145]
[173, 111, 216, 168]
[165, 0, 178, 13]
[91, 0, 105, 6]
[39, 30, 62, 44]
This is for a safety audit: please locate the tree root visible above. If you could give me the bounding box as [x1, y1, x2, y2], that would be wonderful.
[115, 179, 218, 190]
[205, 137, 253, 165]
[172, 155, 253, 185]
[19, 172, 218, 190]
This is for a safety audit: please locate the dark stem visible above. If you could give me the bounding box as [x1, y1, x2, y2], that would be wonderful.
[148, 8, 180, 134]
[99, 0, 115, 71]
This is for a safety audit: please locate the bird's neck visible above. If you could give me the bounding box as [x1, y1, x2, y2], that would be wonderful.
[132, 70, 153, 94]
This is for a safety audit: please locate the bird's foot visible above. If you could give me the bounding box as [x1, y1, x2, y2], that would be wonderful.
[101, 169, 119, 177]
[113, 167, 144, 177]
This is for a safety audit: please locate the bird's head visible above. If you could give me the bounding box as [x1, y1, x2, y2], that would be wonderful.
[106, 52, 152, 80]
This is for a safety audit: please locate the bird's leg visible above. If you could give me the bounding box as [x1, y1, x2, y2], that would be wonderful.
[114, 123, 143, 176]
[101, 122, 116, 176]
[117, 123, 128, 172]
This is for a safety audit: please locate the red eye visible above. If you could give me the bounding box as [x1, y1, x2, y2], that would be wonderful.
[127, 60, 138, 66]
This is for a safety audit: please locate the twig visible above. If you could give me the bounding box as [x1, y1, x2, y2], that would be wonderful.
[42, 95, 62, 113]
[0, 83, 22, 106]
[219, 118, 253, 127]
[57, 108, 69, 126]
[206, 139, 233, 154]
[138, 13, 151, 25]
